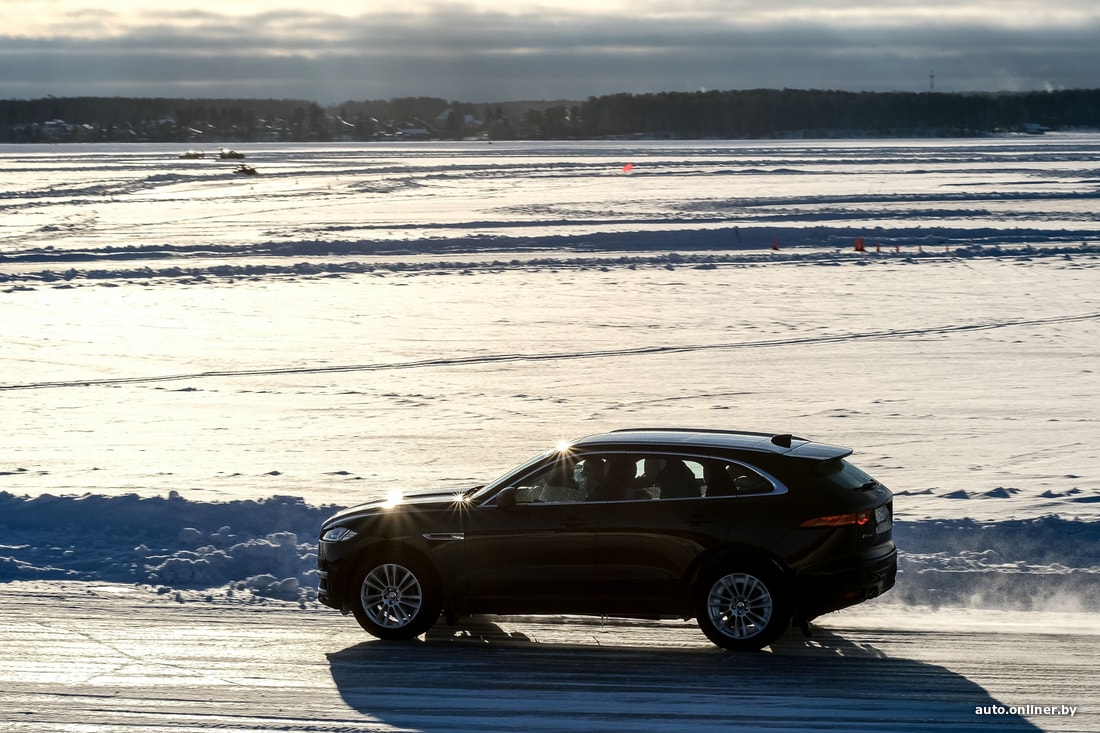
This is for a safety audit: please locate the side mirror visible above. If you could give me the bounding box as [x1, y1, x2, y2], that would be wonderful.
[494, 486, 517, 510]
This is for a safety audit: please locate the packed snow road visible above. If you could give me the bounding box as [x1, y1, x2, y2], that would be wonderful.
[1, 582, 1094, 732]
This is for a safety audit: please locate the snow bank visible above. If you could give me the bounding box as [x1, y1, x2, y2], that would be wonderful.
[2, 490, 1096, 611]
[0, 491, 336, 603]
[894, 516, 1100, 611]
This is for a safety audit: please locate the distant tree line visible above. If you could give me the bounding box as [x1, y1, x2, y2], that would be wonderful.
[2, 97, 340, 143]
[576, 89, 1100, 138]
[3, 89, 1100, 143]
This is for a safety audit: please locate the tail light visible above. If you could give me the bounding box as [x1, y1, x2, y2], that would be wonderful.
[800, 510, 873, 528]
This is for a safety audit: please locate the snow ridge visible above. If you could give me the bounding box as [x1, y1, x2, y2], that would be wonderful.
[4, 232, 1100, 287]
[0, 491, 335, 602]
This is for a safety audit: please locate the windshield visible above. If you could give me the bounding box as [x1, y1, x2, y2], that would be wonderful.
[466, 448, 556, 502]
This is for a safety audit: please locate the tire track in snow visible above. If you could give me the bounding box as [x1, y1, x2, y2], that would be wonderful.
[4, 310, 1099, 391]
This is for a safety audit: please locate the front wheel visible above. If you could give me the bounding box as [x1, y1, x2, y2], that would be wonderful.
[351, 556, 442, 640]
[696, 567, 789, 651]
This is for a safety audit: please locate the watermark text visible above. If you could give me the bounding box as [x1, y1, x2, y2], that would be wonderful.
[975, 704, 1076, 717]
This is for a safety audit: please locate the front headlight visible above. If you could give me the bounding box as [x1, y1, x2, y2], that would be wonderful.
[321, 526, 358, 542]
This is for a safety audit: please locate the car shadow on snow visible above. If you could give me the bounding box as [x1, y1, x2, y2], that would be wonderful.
[327, 616, 1041, 732]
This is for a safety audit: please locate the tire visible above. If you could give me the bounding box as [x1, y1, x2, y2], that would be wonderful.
[350, 554, 442, 641]
[696, 566, 789, 651]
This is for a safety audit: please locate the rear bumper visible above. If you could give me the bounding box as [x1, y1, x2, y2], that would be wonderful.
[796, 547, 897, 619]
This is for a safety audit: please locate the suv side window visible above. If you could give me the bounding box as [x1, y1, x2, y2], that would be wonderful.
[701, 460, 775, 496]
[625, 456, 705, 500]
[513, 453, 778, 503]
[513, 455, 604, 504]
[606, 455, 775, 499]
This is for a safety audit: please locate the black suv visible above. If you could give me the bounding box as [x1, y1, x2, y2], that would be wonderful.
[318, 429, 896, 651]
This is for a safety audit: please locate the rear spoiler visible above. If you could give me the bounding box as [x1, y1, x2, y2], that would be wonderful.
[782, 439, 853, 460]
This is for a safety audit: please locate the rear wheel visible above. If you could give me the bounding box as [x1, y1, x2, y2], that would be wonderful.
[351, 555, 442, 640]
[696, 567, 789, 651]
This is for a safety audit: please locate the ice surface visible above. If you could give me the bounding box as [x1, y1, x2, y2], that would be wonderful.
[3, 136, 1100, 733]
[2, 137, 1099, 607]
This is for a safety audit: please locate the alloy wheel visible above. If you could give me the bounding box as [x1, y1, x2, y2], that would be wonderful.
[361, 563, 424, 629]
[706, 571, 774, 640]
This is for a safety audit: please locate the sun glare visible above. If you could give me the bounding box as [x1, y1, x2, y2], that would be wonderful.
[381, 489, 404, 509]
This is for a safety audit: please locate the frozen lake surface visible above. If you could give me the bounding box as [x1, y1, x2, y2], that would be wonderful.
[3, 137, 1098, 512]
[2, 581, 1096, 732]
[1, 138, 1099, 730]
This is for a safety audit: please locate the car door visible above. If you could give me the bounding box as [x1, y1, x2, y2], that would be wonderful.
[459, 454, 601, 614]
[593, 454, 734, 616]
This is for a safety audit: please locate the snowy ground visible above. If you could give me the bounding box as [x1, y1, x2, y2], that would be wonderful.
[2, 136, 1099, 730]
[2, 582, 1096, 732]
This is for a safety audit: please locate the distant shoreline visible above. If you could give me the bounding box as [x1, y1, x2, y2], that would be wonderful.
[5, 88, 1100, 143]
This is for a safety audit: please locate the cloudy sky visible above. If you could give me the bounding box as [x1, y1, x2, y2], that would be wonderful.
[2, 0, 1098, 102]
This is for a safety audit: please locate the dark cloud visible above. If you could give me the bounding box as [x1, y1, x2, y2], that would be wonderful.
[1, 6, 1098, 101]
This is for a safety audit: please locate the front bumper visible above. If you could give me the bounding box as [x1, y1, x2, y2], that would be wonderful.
[317, 538, 355, 612]
[316, 569, 339, 610]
